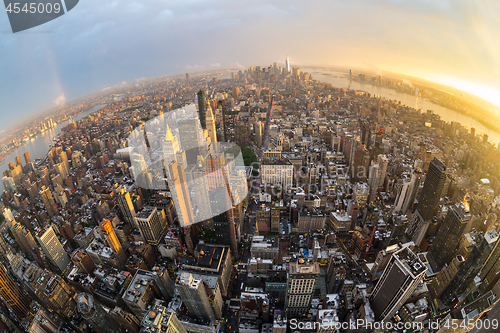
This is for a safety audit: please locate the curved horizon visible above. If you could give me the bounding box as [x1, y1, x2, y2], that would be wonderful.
[3, 0, 500, 133]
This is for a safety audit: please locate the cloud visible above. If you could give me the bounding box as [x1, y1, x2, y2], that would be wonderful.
[2, 0, 500, 132]
[231, 62, 245, 69]
[54, 94, 66, 106]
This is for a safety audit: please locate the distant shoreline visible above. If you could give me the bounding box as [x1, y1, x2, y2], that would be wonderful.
[0, 104, 105, 165]
[306, 67, 500, 138]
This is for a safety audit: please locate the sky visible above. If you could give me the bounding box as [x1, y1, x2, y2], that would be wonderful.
[2, 0, 500, 132]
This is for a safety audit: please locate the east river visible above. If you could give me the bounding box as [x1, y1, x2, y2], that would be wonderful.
[307, 68, 500, 144]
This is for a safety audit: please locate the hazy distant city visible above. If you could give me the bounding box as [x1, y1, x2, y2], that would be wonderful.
[1, 57, 500, 333]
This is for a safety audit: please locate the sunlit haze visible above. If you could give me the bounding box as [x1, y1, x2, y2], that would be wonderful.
[428, 75, 500, 112]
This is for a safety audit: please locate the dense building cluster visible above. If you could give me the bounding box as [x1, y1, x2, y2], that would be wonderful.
[1, 60, 500, 332]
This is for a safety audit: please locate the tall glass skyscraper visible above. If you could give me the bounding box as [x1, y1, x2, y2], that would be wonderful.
[417, 158, 447, 221]
[197, 89, 207, 129]
[0, 263, 30, 319]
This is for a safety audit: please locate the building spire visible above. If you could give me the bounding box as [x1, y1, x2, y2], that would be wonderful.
[165, 124, 174, 141]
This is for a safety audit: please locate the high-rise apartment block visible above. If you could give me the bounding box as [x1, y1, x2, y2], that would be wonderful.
[37, 226, 71, 274]
[40, 186, 59, 217]
[134, 206, 167, 246]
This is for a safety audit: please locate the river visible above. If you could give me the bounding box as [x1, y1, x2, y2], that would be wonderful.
[0, 104, 105, 193]
[307, 69, 500, 145]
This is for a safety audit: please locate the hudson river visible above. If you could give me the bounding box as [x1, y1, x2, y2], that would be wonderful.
[0, 104, 105, 193]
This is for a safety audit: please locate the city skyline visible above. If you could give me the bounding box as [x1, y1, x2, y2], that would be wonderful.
[3, 1, 500, 330]
[1, 60, 500, 331]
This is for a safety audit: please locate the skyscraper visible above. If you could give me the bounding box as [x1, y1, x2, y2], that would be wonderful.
[428, 203, 471, 271]
[11, 222, 37, 257]
[23, 151, 31, 164]
[205, 153, 228, 190]
[14, 155, 22, 167]
[285, 57, 290, 73]
[40, 186, 59, 217]
[37, 226, 71, 274]
[187, 156, 212, 222]
[234, 119, 248, 147]
[393, 174, 411, 214]
[142, 306, 188, 333]
[115, 185, 137, 228]
[2, 176, 16, 194]
[209, 186, 237, 254]
[100, 219, 127, 265]
[197, 89, 207, 129]
[205, 152, 238, 254]
[369, 247, 426, 321]
[255, 121, 263, 147]
[134, 206, 167, 246]
[285, 260, 320, 317]
[163, 125, 180, 167]
[417, 158, 447, 221]
[351, 146, 370, 182]
[185, 72, 190, 84]
[0, 263, 30, 319]
[205, 104, 217, 144]
[167, 161, 195, 228]
[402, 169, 422, 214]
[217, 100, 227, 142]
[77, 293, 120, 333]
[178, 118, 203, 164]
[377, 154, 389, 188]
[479, 231, 500, 293]
[441, 230, 499, 304]
[429, 255, 465, 298]
[405, 210, 429, 247]
[152, 266, 175, 301]
[367, 161, 381, 203]
[176, 272, 216, 322]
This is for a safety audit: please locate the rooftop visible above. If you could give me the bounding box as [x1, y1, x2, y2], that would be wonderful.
[182, 244, 229, 276]
[394, 247, 427, 277]
[122, 269, 154, 304]
[136, 206, 157, 220]
[251, 235, 279, 249]
[289, 260, 320, 275]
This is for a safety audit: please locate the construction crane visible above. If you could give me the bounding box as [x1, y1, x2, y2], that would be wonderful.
[166, 226, 186, 253]
[362, 225, 377, 261]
